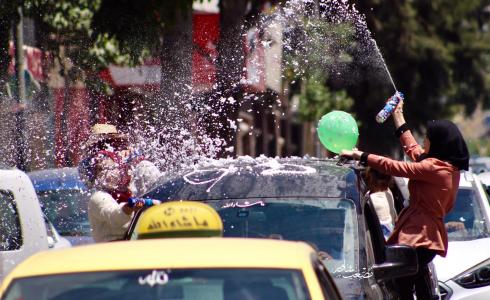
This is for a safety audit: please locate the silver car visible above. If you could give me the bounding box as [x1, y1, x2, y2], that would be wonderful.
[433, 172, 490, 299]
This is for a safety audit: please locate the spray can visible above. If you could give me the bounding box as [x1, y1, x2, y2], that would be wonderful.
[127, 197, 160, 208]
[376, 91, 404, 123]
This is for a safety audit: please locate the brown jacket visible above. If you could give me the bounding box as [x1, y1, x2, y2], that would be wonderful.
[367, 130, 460, 256]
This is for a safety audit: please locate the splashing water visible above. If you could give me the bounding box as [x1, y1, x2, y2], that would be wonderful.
[261, 0, 398, 87]
[0, 0, 398, 175]
[371, 39, 397, 92]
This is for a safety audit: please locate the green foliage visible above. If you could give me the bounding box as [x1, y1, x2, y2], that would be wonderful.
[298, 73, 353, 122]
[26, 0, 133, 70]
[89, 34, 133, 67]
[283, 17, 355, 79]
[0, 0, 210, 96]
[28, 0, 99, 35]
[467, 138, 490, 156]
[349, 0, 490, 153]
[92, 0, 194, 64]
[285, 15, 355, 123]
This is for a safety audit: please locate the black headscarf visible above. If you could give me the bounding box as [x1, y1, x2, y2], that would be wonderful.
[420, 120, 469, 170]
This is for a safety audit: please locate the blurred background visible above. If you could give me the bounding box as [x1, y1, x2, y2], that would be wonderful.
[1, 0, 490, 172]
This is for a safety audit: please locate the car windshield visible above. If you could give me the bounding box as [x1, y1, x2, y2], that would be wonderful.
[37, 189, 91, 237]
[131, 198, 358, 276]
[444, 187, 490, 241]
[3, 269, 310, 300]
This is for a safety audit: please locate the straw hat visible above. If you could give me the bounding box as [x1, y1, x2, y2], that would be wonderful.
[84, 123, 128, 152]
[91, 123, 118, 135]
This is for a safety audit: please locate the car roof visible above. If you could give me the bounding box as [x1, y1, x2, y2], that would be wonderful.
[5, 238, 316, 278]
[145, 156, 360, 201]
[27, 167, 86, 191]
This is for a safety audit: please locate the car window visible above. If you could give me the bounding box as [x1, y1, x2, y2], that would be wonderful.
[193, 198, 358, 276]
[0, 190, 22, 251]
[36, 189, 91, 237]
[445, 187, 490, 241]
[3, 269, 311, 300]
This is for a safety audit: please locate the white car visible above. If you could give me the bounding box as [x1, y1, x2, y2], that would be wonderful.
[478, 172, 490, 196]
[0, 169, 71, 282]
[433, 171, 490, 299]
[469, 157, 490, 174]
[0, 169, 49, 281]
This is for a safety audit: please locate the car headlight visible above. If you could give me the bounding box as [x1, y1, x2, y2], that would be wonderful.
[454, 258, 490, 289]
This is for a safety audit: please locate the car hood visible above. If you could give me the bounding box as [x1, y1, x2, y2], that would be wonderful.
[433, 238, 490, 282]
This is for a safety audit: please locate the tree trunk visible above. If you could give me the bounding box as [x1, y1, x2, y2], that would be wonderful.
[13, 5, 27, 171]
[214, 0, 249, 156]
[158, 1, 193, 125]
[155, 1, 194, 161]
[57, 47, 72, 167]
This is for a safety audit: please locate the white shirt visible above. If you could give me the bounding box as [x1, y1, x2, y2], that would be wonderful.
[88, 191, 132, 243]
[369, 189, 397, 227]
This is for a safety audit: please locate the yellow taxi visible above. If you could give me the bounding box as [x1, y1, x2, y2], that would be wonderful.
[131, 200, 224, 240]
[0, 238, 342, 300]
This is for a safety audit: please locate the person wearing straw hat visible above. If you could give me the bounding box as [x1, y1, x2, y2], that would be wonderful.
[79, 123, 129, 189]
[81, 123, 160, 242]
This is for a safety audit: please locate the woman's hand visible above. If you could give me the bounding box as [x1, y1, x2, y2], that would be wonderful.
[122, 203, 137, 215]
[393, 99, 406, 128]
[340, 149, 364, 160]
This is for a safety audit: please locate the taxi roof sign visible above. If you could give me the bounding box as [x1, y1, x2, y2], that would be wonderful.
[135, 201, 223, 239]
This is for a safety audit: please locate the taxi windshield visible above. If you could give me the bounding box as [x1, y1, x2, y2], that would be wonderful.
[3, 269, 310, 300]
[445, 187, 490, 241]
[204, 198, 358, 275]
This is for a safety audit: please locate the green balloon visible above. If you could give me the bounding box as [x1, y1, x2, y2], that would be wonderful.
[317, 111, 359, 154]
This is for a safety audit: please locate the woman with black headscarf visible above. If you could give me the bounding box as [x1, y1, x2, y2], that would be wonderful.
[341, 101, 469, 299]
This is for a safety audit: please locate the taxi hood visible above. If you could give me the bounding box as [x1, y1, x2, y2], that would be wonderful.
[433, 238, 490, 282]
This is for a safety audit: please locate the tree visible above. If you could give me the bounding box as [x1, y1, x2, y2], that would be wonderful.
[0, 0, 132, 166]
[208, 0, 249, 154]
[27, 0, 109, 166]
[298, 74, 353, 122]
[212, 0, 281, 155]
[92, 1, 194, 117]
[349, 0, 490, 154]
[281, 9, 356, 122]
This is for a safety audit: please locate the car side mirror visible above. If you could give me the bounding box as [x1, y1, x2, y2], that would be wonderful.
[372, 244, 418, 281]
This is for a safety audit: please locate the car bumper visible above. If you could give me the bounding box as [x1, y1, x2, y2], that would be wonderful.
[439, 280, 490, 300]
